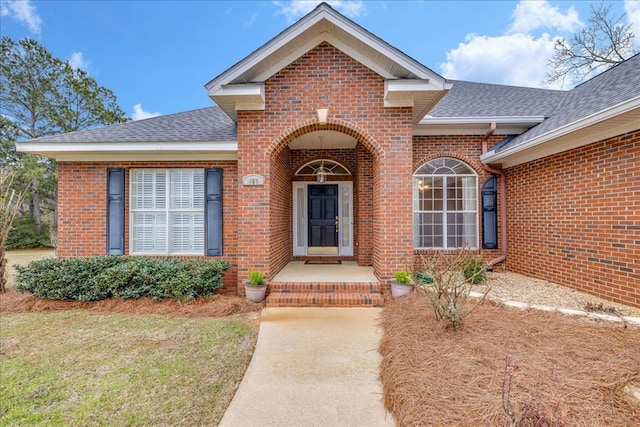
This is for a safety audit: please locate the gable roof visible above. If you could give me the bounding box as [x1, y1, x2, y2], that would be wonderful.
[482, 53, 640, 167]
[205, 2, 450, 123]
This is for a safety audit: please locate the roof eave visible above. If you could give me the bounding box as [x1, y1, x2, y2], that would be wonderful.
[16, 140, 239, 162]
[480, 96, 640, 168]
[414, 116, 545, 136]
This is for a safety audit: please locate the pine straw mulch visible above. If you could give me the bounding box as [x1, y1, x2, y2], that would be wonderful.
[0, 287, 262, 320]
[379, 292, 640, 426]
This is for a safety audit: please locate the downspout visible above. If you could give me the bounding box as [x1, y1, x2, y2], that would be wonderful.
[481, 122, 507, 269]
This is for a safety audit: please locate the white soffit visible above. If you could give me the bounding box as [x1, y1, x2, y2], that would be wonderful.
[206, 4, 448, 121]
[481, 97, 640, 168]
[414, 116, 545, 136]
[289, 130, 357, 149]
[16, 141, 238, 162]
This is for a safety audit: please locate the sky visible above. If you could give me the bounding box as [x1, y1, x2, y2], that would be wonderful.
[2, 0, 639, 121]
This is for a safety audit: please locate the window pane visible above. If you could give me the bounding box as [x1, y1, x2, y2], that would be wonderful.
[170, 213, 204, 253]
[413, 159, 477, 249]
[413, 212, 443, 248]
[341, 186, 350, 247]
[131, 169, 204, 255]
[132, 212, 166, 253]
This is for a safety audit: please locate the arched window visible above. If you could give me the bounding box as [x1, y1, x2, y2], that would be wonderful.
[413, 158, 478, 249]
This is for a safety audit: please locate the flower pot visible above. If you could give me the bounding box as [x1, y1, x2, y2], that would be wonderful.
[244, 282, 268, 303]
[391, 281, 413, 298]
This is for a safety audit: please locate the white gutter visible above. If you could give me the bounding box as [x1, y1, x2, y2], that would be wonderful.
[16, 140, 239, 161]
[419, 116, 545, 126]
[481, 96, 640, 163]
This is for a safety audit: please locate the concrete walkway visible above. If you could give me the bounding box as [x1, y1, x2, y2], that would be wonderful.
[219, 308, 395, 427]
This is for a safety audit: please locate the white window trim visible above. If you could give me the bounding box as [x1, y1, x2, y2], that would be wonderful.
[413, 159, 479, 250]
[129, 169, 205, 256]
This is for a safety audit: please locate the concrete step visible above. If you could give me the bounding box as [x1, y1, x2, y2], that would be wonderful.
[265, 292, 385, 308]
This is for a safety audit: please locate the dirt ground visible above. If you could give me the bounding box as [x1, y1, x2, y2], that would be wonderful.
[379, 292, 640, 426]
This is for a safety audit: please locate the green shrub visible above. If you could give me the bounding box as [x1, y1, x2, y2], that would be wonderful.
[15, 256, 230, 302]
[6, 214, 52, 249]
[462, 257, 487, 284]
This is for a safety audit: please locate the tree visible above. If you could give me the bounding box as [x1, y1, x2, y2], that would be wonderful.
[0, 36, 128, 239]
[0, 169, 27, 292]
[546, 2, 637, 86]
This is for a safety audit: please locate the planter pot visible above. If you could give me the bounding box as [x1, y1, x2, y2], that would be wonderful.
[244, 282, 268, 303]
[391, 281, 413, 298]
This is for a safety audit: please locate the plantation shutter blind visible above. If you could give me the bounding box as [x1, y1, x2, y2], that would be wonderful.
[106, 168, 125, 255]
[131, 170, 167, 253]
[170, 170, 205, 254]
[205, 168, 223, 256]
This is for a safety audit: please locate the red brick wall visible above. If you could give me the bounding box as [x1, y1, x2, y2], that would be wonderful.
[236, 41, 414, 285]
[506, 130, 640, 308]
[356, 143, 374, 265]
[411, 135, 504, 267]
[57, 160, 239, 290]
[270, 146, 292, 280]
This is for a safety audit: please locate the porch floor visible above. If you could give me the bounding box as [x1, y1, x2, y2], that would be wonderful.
[267, 261, 383, 307]
[272, 261, 377, 282]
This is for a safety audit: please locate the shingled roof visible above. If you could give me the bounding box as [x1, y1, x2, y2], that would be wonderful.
[428, 80, 565, 118]
[495, 52, 640, 153]
[27, 106, 237, 143]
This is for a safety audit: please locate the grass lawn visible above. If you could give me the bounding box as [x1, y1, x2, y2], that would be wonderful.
[1, 310, 257, 426]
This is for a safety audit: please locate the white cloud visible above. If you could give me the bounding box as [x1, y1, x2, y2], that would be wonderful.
[274, 0, 364, 21]
[441, 33, 560, 89]
[441, 0, 582, 89]
[132, 104, 161, 121]
[508, 0, 581, 34]
[68, 52, 90, 70]
[1, 0, 42, 34]
[626, 0, 640, 49]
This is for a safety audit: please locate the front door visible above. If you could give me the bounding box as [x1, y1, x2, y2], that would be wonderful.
[308, 184, 338, 254]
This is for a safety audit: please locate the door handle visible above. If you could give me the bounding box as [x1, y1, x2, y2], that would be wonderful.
[335, 216, 339, 231]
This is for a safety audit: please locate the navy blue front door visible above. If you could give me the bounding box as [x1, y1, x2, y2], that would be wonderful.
[308, 184, 338, 248]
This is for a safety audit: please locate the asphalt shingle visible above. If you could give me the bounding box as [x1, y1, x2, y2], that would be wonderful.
[428, 80, 565, 118]
[495, 53, 640, 153]
[27, 106, 237, 143]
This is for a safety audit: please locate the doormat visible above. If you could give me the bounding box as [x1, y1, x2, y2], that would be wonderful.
[304, 260, 342, 265]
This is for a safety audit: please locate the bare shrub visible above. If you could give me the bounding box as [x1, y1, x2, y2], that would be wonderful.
[1, 170, 27, 292]
[415, 249, 489, 329]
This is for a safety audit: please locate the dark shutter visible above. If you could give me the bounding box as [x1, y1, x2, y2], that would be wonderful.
[205, 168, 223, 256]
[482, 175, 498, 249]
[106, 168, 125, 255]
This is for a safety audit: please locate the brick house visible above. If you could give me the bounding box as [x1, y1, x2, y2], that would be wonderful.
[18, 4, 640, 308]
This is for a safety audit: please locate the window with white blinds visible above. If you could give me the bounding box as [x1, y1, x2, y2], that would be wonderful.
[130, 169, 205, 255]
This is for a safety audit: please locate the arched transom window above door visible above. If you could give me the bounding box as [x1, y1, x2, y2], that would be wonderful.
[295, 160, 351, 177]
[413, 158, 478, 249]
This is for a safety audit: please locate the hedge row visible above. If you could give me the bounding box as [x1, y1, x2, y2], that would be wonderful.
[15, 256, 230, 302]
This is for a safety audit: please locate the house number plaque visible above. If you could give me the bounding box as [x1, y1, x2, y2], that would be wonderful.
[242, 174, 265, 186]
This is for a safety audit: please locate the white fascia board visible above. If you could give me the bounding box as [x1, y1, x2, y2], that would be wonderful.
[481, 96, 640, 165]
[419, 116, 545, 126]
[413, 124, 533, 136]
[205, 5, 446, 92]
[209, 83, 265, 109]
[16, 141, 238, 161]
[384, 79, 447, 108]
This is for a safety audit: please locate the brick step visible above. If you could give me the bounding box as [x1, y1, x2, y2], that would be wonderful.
[269, 281, 381, 294]
[265, 292, 385, 308]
